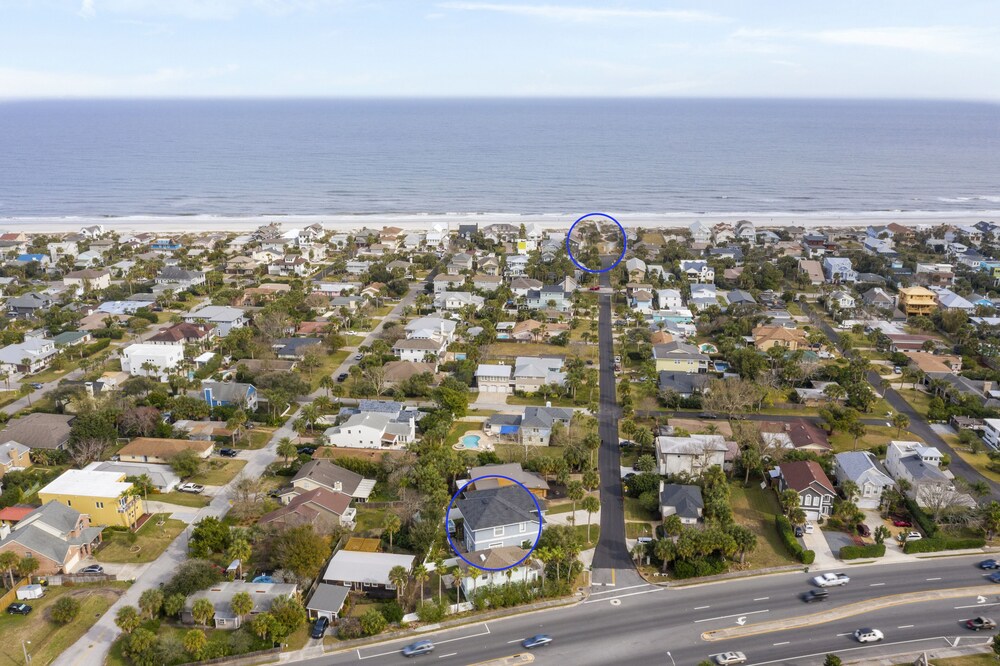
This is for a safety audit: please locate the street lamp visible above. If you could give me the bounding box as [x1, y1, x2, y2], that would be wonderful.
[666, 651, 676, 666]
[22, 640, 31, 665]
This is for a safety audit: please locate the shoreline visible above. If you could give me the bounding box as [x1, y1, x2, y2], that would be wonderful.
[2, 210, 999, 234]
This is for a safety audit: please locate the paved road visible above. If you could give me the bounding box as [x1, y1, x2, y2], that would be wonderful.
[590, 264, 639, 586]
[312, 554, 999, 666]
[53, 420, 293, 666]
[801, 301, 1000, 500]
[637, 410, 889, 427]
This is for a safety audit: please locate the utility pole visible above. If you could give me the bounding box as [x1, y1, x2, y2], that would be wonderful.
[22, 640, 31, 665]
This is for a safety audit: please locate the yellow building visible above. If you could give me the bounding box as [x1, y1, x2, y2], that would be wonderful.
[898, 286, 937, 316]
[38, 469, 144, 529]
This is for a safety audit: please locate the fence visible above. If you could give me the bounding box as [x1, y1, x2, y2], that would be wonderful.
[42, 573, 117, 586]
[0, 578, 28, 608]
[177, 647, 280, 666]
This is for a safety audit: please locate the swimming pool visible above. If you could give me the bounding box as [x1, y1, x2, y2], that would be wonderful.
[462, 435, 481, 449]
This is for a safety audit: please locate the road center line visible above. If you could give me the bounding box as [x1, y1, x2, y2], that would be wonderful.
[506, 639, 521, 644]
[836, 633, 852, 637]
[694, 609, 769, 623]
[754, 597, 770, 601]
[869, 583, 885, 587]
[927, 577, 942, 581]
[773, 641, 789, 646]
[694, 605, 711, 610]
[955, 602, 1000, 609]
[438, 654, 457, 659]
[589, 584, 651, 596]
[898, 625, 914, 629]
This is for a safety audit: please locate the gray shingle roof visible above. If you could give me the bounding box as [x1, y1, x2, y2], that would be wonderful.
[455, 486, 542, 532]
[659, 484, 703, 520]
[307, 583, 350, 614]
[834, 451, 892, 483]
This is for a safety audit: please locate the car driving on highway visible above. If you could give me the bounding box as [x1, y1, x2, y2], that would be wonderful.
[714, 651, 747, 665]
[854, 628, 884, 643]
[966, 617, 997, 631]
[521, 634, 552, 649]
[980, 559, 1000, 570]
[801, 589, 828, 603]
[402, 640, 434, 657]
[813, 572, 850, 587]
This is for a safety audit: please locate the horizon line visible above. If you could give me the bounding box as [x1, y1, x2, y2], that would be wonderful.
[0, 95, 998, 104]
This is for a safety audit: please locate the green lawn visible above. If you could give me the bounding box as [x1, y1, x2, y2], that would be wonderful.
[353, 506, 386, 535]
[373, 305, 394, 317]
[310, 349, 350, 390]
[96, 514, 186, 563]
[830, 424, 901, 453]
[952, 447, 1000, 484]
[730, 483, 799, 570]
[488, 341, 598, 363]
[570, 524, 600, 548]
[0, 582, 130, 666]
[344, 335, 366, 347]
[448, 420, 483, 445]
[191, 459, 247, 486]
[241, 427, 275, 450]
[927, 656, 999, 666]
[626, 522, 654, 539]
[624, 497, 657, 522]
[153, 490, 211, 508]
[897, 388, 933, 417]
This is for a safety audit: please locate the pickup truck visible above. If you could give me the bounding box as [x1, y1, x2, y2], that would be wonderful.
[812, 573, 850, 587]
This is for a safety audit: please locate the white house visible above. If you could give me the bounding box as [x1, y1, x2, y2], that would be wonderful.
[453, 546, 542, 600]
[392, 338, 444, 363]
[183, 305, 247, 336]
[655, 434, 729, 476]
[885, 440, 970, 509]
[434, 291, 484, 311]
[323, 412, 416, 449]
[983, 418, 1000, 449]
[63, 269, 111, 293]
[0, 338, 58, 376]
[120, 343, 184, 381]
[679, 260, 714, 283]
[689, 221, 711, 243]
[833, 451, 895, 509]
[656, 289, 684, 311]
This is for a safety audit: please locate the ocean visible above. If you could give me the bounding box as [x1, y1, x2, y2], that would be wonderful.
[0, 98, 998, 221]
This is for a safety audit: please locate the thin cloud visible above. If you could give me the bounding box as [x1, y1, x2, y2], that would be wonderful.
[0, 64, 239, 99]
[732, 25, 990, 55]
[437, 2, 725, 23]
[78, 0, 96, 18]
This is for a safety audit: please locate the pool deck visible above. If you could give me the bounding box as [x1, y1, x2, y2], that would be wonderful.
[452, 429, 495, 452]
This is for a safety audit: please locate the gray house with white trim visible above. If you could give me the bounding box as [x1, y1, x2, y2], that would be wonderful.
[452, 486, 544, 552]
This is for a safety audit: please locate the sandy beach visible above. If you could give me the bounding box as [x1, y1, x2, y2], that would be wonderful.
[2, 210, 999, 235]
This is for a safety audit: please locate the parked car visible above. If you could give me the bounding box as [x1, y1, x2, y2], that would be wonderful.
[79, 564, 104, 574]
[980, 559, 1000, 570]
[7, 603, 31, 615]
[794, 525, 804, 537]
[297, 446, 317, 456]
[310, 616, 329, 639]
[521, 635, 552, 649]
[354, 354, 363, 361]
[893, 366, 902, 374]
[402, 640, 435, 657]
[29, 383, 43, 389]
[714, 652, 747, 665]
[854, 628, 884, 643]
[857, 523, 871, 537]
[804, 523, 815, 534]
[898, 531, 922, 542]
[892, 518, 913, 527]
[336, 373, 349, 382]
[589, 286, 601, 291]
[813, 573, 850, 587]
[698, 413, 719, 420]
[801, 589, 828, 603]
[178, 482, 205, 494]
[967, 617, 997, 631]
[218, 448, 239, 458]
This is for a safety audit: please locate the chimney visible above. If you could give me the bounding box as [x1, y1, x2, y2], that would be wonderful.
[985, 381, 994, 396]
[84, 382, 94, 397]
[546, 401, 551, 408]
[333, 481, 342, 492]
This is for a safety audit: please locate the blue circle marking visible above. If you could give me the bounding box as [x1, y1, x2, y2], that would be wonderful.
[445, 474, 544, 572]
[565, 212, 627, 274]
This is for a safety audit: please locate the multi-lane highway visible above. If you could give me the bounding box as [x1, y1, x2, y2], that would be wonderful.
[313, 555, 1000, 665]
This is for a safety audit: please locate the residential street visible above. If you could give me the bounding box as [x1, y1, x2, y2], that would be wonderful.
[801, 301, 1000, 500]
[52, 420, 295, 666]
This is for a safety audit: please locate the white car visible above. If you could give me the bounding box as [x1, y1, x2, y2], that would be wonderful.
[177, 482, 205, 494]
[854, 628, 884, 643]
[715, 652, 747, 665]
[898, 531, 922, 542]
[813, 573, 850, 587]
[804, 523, 815, 534]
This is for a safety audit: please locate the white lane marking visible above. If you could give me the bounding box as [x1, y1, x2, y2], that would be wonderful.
[694, 605, 711, 610]
[869, 583, 885, 587]
[506, 639, 521, 644]
[836, 633, 852, 637]
[356, 624, 490, 660]
[956, 602, 1000, 609]
[438, 654, 457, 659]
[582, 588, 665, 604]
[694, 609, 769, 623]
[927, 577, 942, 581]
[898, 625, 914, 629]
[773, 641, 790, 646]
[747, 636, 955, 666]
[754, 597, 770, 601]
[589, 584, 651, 596]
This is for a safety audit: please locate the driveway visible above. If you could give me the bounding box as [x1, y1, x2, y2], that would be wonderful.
[801, 525, 839, 570]
[53, 419, 294, 666]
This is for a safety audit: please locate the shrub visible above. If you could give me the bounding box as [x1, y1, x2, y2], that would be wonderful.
[381, 601, 404, 624]
[775, 515, 804, 559]
[416, 600, 447, 623]
[839, 544, 886, 560]
[902, 496, 940, 538]
[51, 596, 81, 623]
[672, 557, 727, 579]
[800, 550, 816, 564]
[359, 608, 387, 636]
[903, 537, 985, 554]
[338, 617, 362, 640]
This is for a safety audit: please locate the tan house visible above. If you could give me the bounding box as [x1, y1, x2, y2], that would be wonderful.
[752, 325, 809, 351]
[898, 286, 938, 316]
[0, 441, 31, 478]
[259, 488, 355, 531]
[117, 437, 214, 464]
[904, 351, 961, 374]
[0, 502, 104, 575]
[63, 269, 111, 292]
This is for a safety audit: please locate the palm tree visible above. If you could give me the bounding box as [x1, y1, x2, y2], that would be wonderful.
[227, 537, 252, 579]
[230, 591, 254, 625]
[582, 495, 600, 544]
[388, 565, 409, 603]
[276, 437, 297, 464]
[412, 564, 429, 607]
[0, 551, 19, 588]
[892, 412, 910, 438]
[382, 513, 401, 551]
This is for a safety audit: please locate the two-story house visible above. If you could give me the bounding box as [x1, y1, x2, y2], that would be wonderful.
[655, 434, 729, 476]
[678, 260, 715, 283]
[323, 411, 415, 449]
[183, 305, 247, 336]
[0, 502, 104, 575]
[898, 286, 938, 316]
[38, 469, 145, 529]
[199, 381, 259, 412]
[822, 257, 858, 283]
[652, 341, 709, 374]
[833, 451, 895, 509]
[452, 486, 544, 552]
[884, 440, 971, 509]
[280, 460, 375, 504]
[774, 460, 835, 521]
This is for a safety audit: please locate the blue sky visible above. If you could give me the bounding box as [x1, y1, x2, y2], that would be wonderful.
[0, 1, 997, 98]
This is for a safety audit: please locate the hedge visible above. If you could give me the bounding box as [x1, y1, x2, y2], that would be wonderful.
[903, 537, 985, 554]
[775, 514, 816, 564]
[840, 544, 886, 560]
[82, 337, 111, 356]
[902, 496, 940, 539]
[673, 557, 727, 579]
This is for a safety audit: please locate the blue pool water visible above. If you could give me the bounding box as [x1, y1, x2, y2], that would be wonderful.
[462, 435, 481, 449]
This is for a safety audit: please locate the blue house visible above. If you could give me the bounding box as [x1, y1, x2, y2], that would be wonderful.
[151, 238, 182, 252]
[16, 253, 48, 265]
[452, 486, 544, 552]
[199, 381, 258, 412]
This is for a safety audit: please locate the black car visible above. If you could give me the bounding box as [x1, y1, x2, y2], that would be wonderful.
[801, 589, 828, 603]
[794, 525, 804, 537]
[7, 603, 31, 615]
[698, 413, 718, 420]
[336, 373, 349, 382]
[980, 559, 1000, 570]
[297, 446, 317, 456]
[218, 448, 239, 458]
[310, 616, 330, 639]
[856, 523, 871, 538]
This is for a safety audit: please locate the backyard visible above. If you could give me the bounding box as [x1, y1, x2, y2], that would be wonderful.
[96, 513, 186, 563]
[0, 582, 130, 666]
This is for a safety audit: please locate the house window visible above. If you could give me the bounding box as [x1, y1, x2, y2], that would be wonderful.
[96, 502, 104, 509]
[493, 526, 504, 536]
[489, 542, 503, 548]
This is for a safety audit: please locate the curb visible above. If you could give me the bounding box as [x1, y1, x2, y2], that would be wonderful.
[702, 585, 1000, 641]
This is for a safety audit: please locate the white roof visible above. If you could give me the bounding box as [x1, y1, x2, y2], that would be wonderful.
[323, 550, 415, 586]
[186, 305, 245, 322]
[40, 469, 132, 498]
[476, 364, 512, 378]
